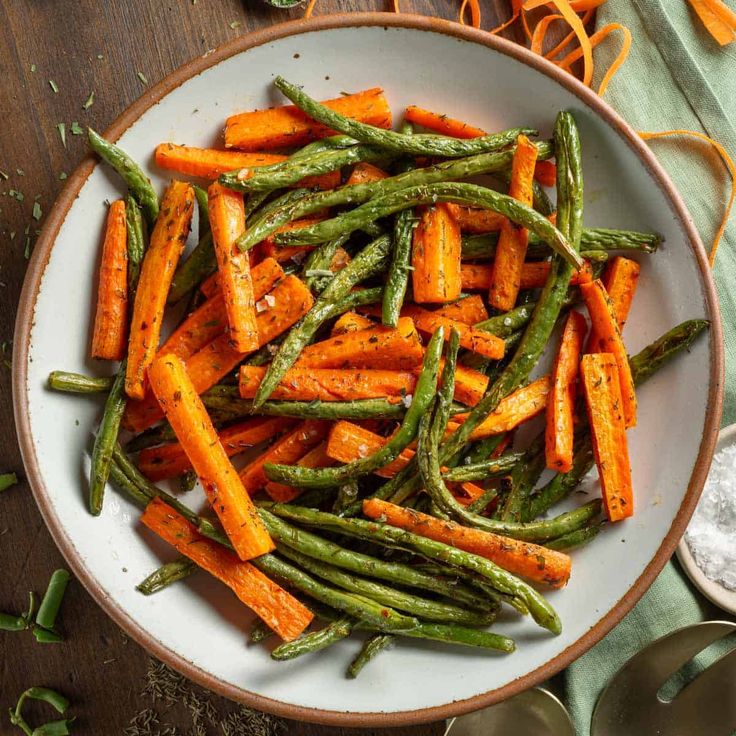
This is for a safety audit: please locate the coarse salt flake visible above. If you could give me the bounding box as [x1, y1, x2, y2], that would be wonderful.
[401, 394, 413, 408]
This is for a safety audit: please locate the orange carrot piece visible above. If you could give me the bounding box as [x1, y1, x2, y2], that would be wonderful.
[435, 295, 489, 325]
[91, 200, 128, 360]
[141, 497, 312, 640]
[450, 375, 551, 438]
[489, 135, 539, 312]
[686, 0, 736, 45]
[363, 499, 571, 588]
[331, 311, 374, 337]
[208, 182, 258, 352]
[296, 317, 424, 370]
[453, 482, 487, 507]
[259, 216, 329, 263]
[148, 354, 274, 560]
[460, 260, 593, 291]
[123, 274, 313, 432]
[345, 162, 388, 185]
[199, 271, 220, 299]
[580, 279, 637, 428]
[138, 417, 294, 481]
[445, 204, 506, 234]
[587, 256, 640, 351]
[404, 106, 487, 139]
[125, 181, 195, 399]
[534, 160, 557, 187]
[412, 204, 462, 304]
[264, 441, 335, 503]
[545, 312, 587, 473]
[155, 143, 337, 189]
[159, 258, 284, 361]
[225, 88, 392, 151]
[402, 305, 505, 360]
[240, 420, 328, 497]
[239, 366, 416, 403]
[581, 353, 633, 521]
[447, 361, 490, 407]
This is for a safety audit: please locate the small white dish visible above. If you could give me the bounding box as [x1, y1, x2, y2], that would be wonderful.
[677, 423, 736, 616]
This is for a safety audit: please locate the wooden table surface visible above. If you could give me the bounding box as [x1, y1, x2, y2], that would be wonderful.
[0, 1, 525, 733]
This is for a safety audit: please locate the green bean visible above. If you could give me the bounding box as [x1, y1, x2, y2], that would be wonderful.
[236, 144, 553, 252]
[291, 487, 338, 508]
[545, 523, 603, 551]
[347, 634, 394, 678]
[33, 627, 64, 644]
[266, 504, 560, 634]
[9, 686, 72, 736]
[442, 454, 521, 483]
[397, 622, 514, 652]
[108, 459, 150, 508]
[125, 195, 146, 293]
[277, 545, 495, 626]
[125, 423, 177, 453]
[275, 182, 582, 269]
[35, 570, 70, 631]
[245, 189, 273, 221]
[499, 432, 546, 521]
[193, 184, 210, 239]
[436, 328, 461, 436]
[495, 167, 553, 216]
[302, 234, 349, 293]
[463, 434, 509, 467]
[466, 487, 499, 514]
[475, 303, 539, 338]
[271, 616, 354, 661]
[47, 371, 113, 394]
[247, 187, 311, 231]
[136, 558, 196, 595]
[220, 145, 386, 192]
[263, 327, 444, 488]
[252, 235, 391, 407]
[275, 76, 534, 158]
[88, 128, 158, 225]
[89, 366, 127, 515]
[0, 472, 19, 493]
[177, 469, 198, 494]
[0, 613, 27, 631]
[249, 617, 274, 643]
[332, 480, 359, 515]
[167, 231, 215, 305]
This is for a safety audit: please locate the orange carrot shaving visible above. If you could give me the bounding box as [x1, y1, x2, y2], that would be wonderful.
[401, 305, 505, 360]
[264, 441, 336, 503]
[363, 499, 572, 588]
[240, 420, 328, 499]
[345, 162, 388, 185]
[581, 353, 633, 521]
[489, 135, 539, 311]
[580, 279, 637, 428]
[458, 0, 482, 26]
[412, 204, 462, 304]
[638, 129, 734, 265]
[331, 311, 374, 337]
[239, 365, 417, 403]
[404, 106, 487, 139]
[461, 260, 592, 291]
[148, 354, 274, 560]
[445, 204, 506, 234]
[303, 0, 317, 16]
[138, 417, 294, 481]
[91, 199, 128, 361]
[686, 0, 736, 45]
[141, 497, 312, 640]
[587, 256, 639, 350]
[126, 181, 194, 400]
[224, 89, 392, 151]
[208, 182, 258, 353]
[435, 295, 489, 325]
[545, 311, 587, 473]
[488, 0, 523, 34]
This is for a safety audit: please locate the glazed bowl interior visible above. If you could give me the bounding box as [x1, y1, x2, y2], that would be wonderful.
[13, 15, 722, 727]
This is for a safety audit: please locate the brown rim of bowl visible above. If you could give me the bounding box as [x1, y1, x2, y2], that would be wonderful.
[12, 12, 724, 728]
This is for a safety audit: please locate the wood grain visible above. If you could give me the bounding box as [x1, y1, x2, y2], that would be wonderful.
[0, 1, 520, 733]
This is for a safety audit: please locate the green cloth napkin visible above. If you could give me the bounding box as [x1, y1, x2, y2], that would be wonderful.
[562, 1, 736, 733]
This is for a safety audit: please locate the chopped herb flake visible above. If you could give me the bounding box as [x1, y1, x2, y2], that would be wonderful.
[137, 71, 148, 85]
[49, 79, 59, 93]
[83, 91, 95, 110]
[9, 190, 24, 202]
[32, 201, 42, 221]
[0, 473, 17, 492]
[16, 168, 24, 177]
[0, 171, 8, 181]
[56, 122, 66, 148]
[30, 64, 37, 73]
[59, 172, 67, 180]
[70, 121, 83, 136]
[229, 20, 241, 29]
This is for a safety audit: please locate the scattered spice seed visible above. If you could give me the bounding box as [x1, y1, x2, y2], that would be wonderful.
[137, 71, 148, 85]
[83, 91, 95, 110]
[59, 172, 67, 180]
[97, 54, 103, 60]
[16, 168, 24, 177]
[56, 122, 66, 148]
[32, 202, 42, 221]
[30, 64, 36, 73]
[49, 79, 59, 93]
[229, 20, 241, 28]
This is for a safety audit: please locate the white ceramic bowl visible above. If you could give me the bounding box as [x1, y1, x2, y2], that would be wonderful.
[13, 14, 723, 727]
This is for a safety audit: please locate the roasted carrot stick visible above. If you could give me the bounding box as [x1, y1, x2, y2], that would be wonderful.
[138, 417, 294, 481]
[125, 181, 195, 400]
[362, 498, 572, 588]
[461, 260, 593, 291]
[240, 420, 328, 497]
[345, 162, 389, 185]
[489, 135, 539, 311]
[264, 441, 336, 503]
[225, 88, 392, 150]
[148, 354, 274, 560]
[587, 256, 640, 351]
[404, 105, 487, 139]
[545, 311, 587, 473]
[446, 361, 490, 407]
[330, 311, 374, 337]
[534, 160, 557, 187]
[402, 305, 505, 359]
[158, 258, 284, 362]
[199, 271, 220, 299]
[208, 182, 258, 352]
[154, 143, 338, 189]
[259, 216, 329, 263]
[580, 279, 637, 428]
[91, 199, 128, 360]
[123, 274, 313, 432]
[239, 366, 417, 403]
[412, 204, 462, 304]
[581, 353, 633, 522]
[141, 497, 313, 640]
[445, 204, 506, 234]
[435, 295, 489, 325]
[296, 317, 424, 370]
